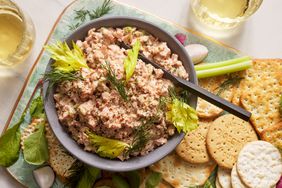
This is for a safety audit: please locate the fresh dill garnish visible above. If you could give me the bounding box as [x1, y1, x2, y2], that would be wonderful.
[158, 96, 169, 111]
[74, 9, 89, 22]
[43, 70, 83, 93]
[68, 0, 113, 31]
[43, 41, 87, 95]
[64, 160, 84, 187]
[68, 23, 80, 31]
[125, 117, 159, 156]
[88, 0, 113, 20]
[103, 62, 128, 101]
[168, 87, 190, 103]
[64, 161, 100, 187]
[216, 76, 244, 96]
[158, 87, 190, 112]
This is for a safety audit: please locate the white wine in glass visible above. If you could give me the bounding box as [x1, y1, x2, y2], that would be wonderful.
[0, 0, 35, 67]
[190, 0, 263, 29]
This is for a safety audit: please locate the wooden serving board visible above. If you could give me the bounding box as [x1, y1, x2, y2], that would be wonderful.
[2, 0, 240, 187]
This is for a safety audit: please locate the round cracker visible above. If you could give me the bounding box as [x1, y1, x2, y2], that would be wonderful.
[150, 153, 216, 187]
[237, 141, 282, 188]
[216, 176, 223, 188]
[197, 76, 234, 119]
[206, 114, 258, 169]
[217, 167, 232, 188]
[231, 164, 247, 188]
[176, 121, 211, 164]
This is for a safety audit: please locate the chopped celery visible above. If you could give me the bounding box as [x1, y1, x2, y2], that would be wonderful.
[196, 60, 252, 79]
[195, 56, 251, 71]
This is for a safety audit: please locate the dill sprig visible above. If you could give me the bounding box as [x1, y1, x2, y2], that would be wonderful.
[64, 160, 85, 187]
[216, 76, 244, 96]
[125, 117, 159, 156]
[68, 23, 80, 31]
[74, 9, 89, 22]
[43, 70, 83, 94]
[168, 87, 190, 103]
[69, 0, 113, 31]
[89, 0, 113, 19]
[103, 62, 128, 101]
[158, 87, 190, 111]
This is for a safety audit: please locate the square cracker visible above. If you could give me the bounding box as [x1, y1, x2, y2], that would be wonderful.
[261, 121, 282, 153]
[240, 59, 282, 134]
[150, 153, 215, 187]
[197, 75, 235, 119]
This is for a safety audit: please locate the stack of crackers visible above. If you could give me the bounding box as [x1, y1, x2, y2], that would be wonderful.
[21, 59, 282, 187]
[150, 59, 282, 188]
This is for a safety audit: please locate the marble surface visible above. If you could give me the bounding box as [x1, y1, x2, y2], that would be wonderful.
[0, 0, 281, 187]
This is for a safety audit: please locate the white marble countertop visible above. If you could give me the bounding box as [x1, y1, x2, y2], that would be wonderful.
[0, 0, 281, 187]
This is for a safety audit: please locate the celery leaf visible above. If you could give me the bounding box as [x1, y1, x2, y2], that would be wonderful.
[45, 41, 88, 72]
[124, 40, 141, 82]
[23, 122, 49, 165]
[87, 132, 129, 159]
[166, 98, 198, 133]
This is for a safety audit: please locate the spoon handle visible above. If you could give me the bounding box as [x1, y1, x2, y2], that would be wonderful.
[119, 41, 251, 121]
[175, 77, 251, 121]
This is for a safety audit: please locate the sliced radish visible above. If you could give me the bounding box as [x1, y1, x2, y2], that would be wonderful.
[185, 44, 208, 64]
[33, 166, 55, 188]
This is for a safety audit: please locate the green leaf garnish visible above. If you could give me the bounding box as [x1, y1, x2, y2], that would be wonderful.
[112, 174, 130, 188]
[43, 70, 83, 92]
[145, 171, 162, 188]
[86, 131, 129, 159]
[216, 76, 243, 96]
[29, 96, 45, 119]
[166, 98, 198, 133]
[45, 41, 88, 73]
[76, 166, 100, 188]
[43, 41, 88, 94]
[124, 40, 141, 82]
[69, 0, 112, 31]
[124, 171, 141, 188]
[88, 0, 113, 20]
[123, 26, 135, 34]
[0, 113, 25, 167]
[126, 117, 159, 156]
[202, 166, 217, 188]
[103, 62, 128, 101]
[23, 122, 49, 165]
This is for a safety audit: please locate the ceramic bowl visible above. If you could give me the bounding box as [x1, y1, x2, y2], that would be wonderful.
[43, 16, 197, 172]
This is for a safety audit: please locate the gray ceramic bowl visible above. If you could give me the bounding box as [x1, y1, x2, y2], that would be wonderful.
[43, 16, 198, 172]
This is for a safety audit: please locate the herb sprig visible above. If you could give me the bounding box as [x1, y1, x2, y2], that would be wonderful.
[103, 62, 128, 101]
[125, 117, 159, 156]
[165, 87, 198, 133]
[216, 76, 243, 96]
[43, 70, 82, 91]
[87, 131, 129, 159]
[43, 41, 88, 94]
[89, 0, 113, 19]
[124, 40, 141, 82]
[69, 0, 113, 31]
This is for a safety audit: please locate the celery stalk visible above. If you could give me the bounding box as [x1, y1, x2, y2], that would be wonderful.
[195, 56, 251, 71]
[196, 60, 252, 79]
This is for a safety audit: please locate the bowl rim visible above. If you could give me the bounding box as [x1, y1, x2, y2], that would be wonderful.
[43, 16, 198, 172]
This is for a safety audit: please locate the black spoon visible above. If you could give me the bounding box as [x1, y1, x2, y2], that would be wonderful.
[119, 42, 251, 121]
